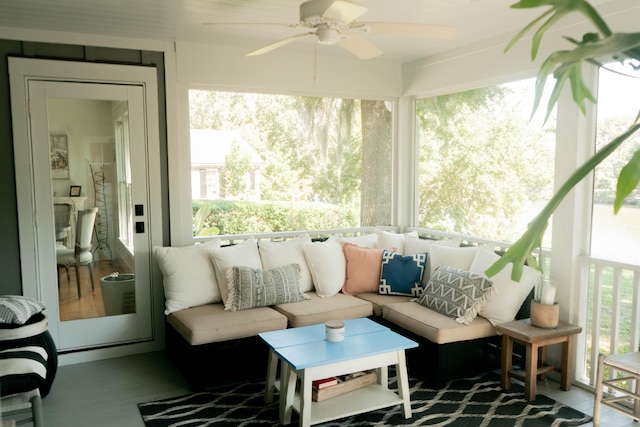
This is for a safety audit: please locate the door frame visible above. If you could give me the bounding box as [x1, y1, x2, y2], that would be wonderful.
[9, 57, 165, 364]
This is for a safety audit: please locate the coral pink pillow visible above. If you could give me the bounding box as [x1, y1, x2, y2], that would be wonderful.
[341, 243, 385, 295]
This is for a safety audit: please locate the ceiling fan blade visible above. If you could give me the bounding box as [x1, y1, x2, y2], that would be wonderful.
[362, 22, 456, 39]
[246, 32, 314, 56]
[202, 22, 295, 28]
[338, 35, 382, 60]
[322, 0, 368, 24]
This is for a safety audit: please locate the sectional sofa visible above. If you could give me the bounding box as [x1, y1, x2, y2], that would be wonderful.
[154, 228, 540, 391]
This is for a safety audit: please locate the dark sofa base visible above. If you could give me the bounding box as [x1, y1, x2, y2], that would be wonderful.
[166, 288, 533, 392]
[165, 323, 270, 392]
[371, 316, 502, 388]
[166, 318, 504, 392]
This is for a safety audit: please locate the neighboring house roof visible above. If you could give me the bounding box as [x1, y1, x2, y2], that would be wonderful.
[190, 129, 263, 167]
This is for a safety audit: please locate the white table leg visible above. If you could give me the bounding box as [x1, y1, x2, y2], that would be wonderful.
[396, 350, 412, 418]
[265, 349, 278, 403]
[299, 370, 312, 427]
[281, 365, 297, 425]
[378, 365, 388, 389]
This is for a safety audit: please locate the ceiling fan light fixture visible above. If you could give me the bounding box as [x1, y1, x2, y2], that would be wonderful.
[316, 27, 340, 44]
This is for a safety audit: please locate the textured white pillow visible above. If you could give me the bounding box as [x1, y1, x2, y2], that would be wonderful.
[338, 233, 378, 248]
[209, 238, 263, 305]
[470, 246, 541, 326]
[154, 239, 221, 315]
[428, 245, 479, 278]
[375, 230, 418, 255]
[404, 234, 461, 256]
[0, 296, 46, 324]
[303, 236, 346, 297]
[259, 234, 313, 292]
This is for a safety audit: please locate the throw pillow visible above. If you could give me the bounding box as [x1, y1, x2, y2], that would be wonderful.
[208, 238, 263, 305]
[404, 235, 461, 256]
[303, 236, 345, 297]
[342, 243, 385, 295]
[375, 230, 418, 255]
[259, 234, 313, 292]
[428, 245, 479, 278]
[225, 264, 308, 311]
[154, 238, 222, 315]
[338, 233, 378, 248]
[379, 250, 427, 297]
[469, 246, 541, 326]
[404, 236, 462, 284]
[418, 265, 496, 325]
[0, 296, 46, 325]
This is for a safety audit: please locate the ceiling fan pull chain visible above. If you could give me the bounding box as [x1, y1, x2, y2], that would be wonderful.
[314, 38, 319, 84]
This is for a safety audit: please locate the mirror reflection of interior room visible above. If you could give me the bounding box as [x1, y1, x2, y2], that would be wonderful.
[49, 98, 136, 321]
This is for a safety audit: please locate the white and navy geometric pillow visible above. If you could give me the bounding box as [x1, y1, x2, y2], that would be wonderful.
[0, 296, 46, 325]
[379, 250, 427, 297]
[417, 265, 495, 325]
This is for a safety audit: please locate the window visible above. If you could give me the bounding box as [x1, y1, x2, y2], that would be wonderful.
[114, 107, 133, 251]
[591, 62, 640, 264]
[189, 90, 393, 236]
[416, 78, 556, 246]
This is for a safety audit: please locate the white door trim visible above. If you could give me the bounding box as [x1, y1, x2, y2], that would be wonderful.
[9, 57, 165, 363]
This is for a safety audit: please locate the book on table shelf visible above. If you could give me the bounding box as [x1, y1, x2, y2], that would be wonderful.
[312, 377, 338, 390]
[312, 370, 377, 402]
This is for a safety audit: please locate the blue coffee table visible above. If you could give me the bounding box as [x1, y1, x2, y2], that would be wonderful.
[259, 318, 417, 427]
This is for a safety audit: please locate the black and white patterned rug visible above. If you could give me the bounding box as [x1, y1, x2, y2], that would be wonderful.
[138, 371, 591, 426]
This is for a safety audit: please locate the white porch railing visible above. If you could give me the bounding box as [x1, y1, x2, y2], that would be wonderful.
[405, 227, 552, 273]
[575, 255, 640, 387]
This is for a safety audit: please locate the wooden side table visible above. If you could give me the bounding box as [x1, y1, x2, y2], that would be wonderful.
[496, 318, 582, 401]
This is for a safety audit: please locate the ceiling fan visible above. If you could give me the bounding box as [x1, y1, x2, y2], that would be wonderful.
[205, 0, 456, 60]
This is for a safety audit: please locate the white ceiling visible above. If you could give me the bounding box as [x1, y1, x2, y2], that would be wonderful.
[0, 0, 620, 63]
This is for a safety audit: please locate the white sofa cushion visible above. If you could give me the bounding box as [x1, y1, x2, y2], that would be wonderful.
[470, 246, 540, 326]
[303, 236, 345, 297]
[428, 245, 478, 278]
[338, 233, 377, 248]
[403, 234, 461, 256]
[375, 230, 418, 255]
[154, 239, 221, 315]
[404, 235, 461, 282]
[259, 234, 313, 292]
[209, 238, 263, 306]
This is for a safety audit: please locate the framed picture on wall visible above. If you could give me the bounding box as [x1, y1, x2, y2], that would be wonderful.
[69, 186, 81, 197]
[50, 134, 70, 179]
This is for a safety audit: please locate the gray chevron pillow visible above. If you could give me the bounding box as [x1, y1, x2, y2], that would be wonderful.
[418, 265, 495, 324]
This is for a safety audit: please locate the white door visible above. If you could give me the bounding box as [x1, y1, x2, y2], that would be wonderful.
[9, 58, 162, 353]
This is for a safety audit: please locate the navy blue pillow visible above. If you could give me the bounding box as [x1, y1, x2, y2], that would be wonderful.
[379, 250, 427, 297]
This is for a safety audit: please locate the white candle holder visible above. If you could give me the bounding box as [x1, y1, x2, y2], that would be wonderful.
[325, 320, 345, 342]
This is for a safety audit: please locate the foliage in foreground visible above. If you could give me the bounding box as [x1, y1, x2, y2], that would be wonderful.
[487, 0, 640, 280]
[193, 200, 359, 236]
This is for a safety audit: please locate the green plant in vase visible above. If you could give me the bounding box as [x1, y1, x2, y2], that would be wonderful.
[486, 0, 640, 280]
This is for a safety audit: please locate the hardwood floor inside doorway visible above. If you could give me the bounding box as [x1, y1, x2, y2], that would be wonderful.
[57, 259, 127, 321]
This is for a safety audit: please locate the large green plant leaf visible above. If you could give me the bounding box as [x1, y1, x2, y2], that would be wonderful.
[615, 149, 640, 213]
[490, 0, 640, 280]
[486, 123, 640, 280]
